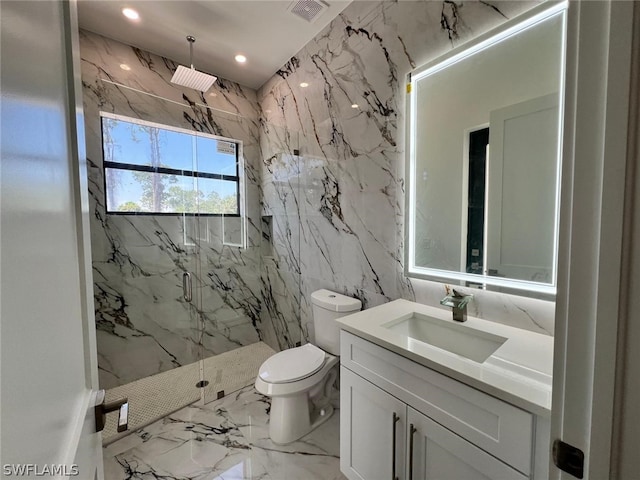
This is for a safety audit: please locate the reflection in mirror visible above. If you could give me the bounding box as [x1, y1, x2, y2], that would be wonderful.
[407, 3, 566, 296]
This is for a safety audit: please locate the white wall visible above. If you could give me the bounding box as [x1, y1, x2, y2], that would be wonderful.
[0, 0, 100, 472]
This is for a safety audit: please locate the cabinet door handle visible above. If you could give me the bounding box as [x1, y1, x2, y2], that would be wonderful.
[392, 412, 400, 480]
[409, 424, 417, 480]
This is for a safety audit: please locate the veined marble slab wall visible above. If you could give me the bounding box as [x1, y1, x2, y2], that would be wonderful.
[82, 1, 556, 388]
[258, 0, 555, 340]
[80, 31, 283, 388]
[258, 123, 304, 349]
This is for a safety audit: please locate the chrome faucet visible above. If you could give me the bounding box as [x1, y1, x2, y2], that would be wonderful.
[440, 289, 474, 322]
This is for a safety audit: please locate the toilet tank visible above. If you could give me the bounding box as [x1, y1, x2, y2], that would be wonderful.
[311, 289, 362, 356]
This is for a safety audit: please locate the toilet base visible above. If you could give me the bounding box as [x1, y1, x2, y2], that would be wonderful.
[256, 351, 340, 445]
[269, 395, 335, 445]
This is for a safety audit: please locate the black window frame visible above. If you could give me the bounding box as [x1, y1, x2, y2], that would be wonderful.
[100, 113, 242, 217]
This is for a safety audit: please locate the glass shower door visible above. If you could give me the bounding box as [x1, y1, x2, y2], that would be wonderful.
[193, 129, 257, 404]
[98, 114, 205, 401]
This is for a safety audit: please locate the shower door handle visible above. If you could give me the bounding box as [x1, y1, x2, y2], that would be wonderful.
[183, 272, 193, 302]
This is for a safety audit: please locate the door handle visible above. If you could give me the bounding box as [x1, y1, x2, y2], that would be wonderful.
[409, 424, 417, 480]
[183, 272, 192, 302]
[392, 412, 400, 480]
[94, 389, 128, 433]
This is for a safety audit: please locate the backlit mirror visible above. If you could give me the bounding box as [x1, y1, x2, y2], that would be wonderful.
[406, 3, 566, 296]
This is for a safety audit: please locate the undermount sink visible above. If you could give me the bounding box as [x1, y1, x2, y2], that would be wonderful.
[382, 312, 508, 363]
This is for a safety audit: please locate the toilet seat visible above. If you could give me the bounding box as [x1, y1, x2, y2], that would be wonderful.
[258, 343, 326, 384]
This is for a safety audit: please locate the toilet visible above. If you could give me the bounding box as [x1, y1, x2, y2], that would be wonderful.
[255, 289, 362, 444]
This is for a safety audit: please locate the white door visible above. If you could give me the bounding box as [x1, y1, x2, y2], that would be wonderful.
[1, 0, 103, 478]
[340, 367, 406, 480]
[406, 407, 527, 480]
[551, 1, 636, 479]
[486, 93, 559, 283]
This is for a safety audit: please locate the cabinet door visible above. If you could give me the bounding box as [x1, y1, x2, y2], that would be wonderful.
[407, 408, 528, 480]
[341, 367, 406, 480]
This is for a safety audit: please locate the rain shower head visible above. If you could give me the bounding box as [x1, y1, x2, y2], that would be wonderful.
[170, 35, 217, 92]
[171, 65, 217, 92]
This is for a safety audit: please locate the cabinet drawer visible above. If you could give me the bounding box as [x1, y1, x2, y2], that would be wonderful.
[341, 331, 533, 475]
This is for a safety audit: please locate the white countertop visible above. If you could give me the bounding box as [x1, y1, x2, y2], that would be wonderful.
[337, 299, 554, 417]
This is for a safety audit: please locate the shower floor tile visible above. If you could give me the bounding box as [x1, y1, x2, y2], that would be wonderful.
[103, 385, 346, 480]
[102, 342, 276, 444]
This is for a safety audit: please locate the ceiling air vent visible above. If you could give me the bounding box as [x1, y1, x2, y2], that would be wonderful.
[288, 0, 329, 23]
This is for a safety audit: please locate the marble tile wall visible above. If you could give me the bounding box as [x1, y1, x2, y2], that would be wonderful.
[84, 1, 557, 390]
[257, 124, 304, 349]
[257, 0, 555, 341]
[80, 31, 284, 388]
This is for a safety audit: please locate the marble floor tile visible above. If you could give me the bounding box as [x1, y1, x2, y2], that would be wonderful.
[103, 385, 346, 480]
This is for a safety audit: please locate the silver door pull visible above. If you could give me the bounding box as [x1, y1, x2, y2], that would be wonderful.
[94, 389, 129, 433]
[392, 412, 399, 480]
[183, 272, 192, 302]
[409, 424, 417, 480]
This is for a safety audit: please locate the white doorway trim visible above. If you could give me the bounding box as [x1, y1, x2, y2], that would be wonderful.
[551, 1, 635, 478]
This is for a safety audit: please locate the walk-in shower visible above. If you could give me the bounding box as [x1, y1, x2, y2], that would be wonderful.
[80, 29, 303, 441]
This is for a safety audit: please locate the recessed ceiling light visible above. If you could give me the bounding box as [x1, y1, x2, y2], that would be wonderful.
[122, 8, 139, 20]
[120, 64, 131, 71]
[235, 54, 247, 64]
[209, 92, 218, 97]
[300, 82, 309, 88]
[351, 104, 359, 109]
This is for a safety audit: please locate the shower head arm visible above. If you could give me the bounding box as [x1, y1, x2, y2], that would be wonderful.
[186, 35, 195, 69]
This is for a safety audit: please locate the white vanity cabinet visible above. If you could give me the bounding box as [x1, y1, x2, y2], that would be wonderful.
[340, 331, 549, 480]
[340, 367, 407, 480]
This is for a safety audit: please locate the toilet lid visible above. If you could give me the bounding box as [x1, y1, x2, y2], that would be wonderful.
[259, 343, 326, 384]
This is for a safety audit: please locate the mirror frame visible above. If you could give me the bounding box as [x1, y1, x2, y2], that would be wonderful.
[404, 1, 568, 299]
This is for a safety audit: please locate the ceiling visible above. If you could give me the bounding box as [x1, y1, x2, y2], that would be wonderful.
[77, 1, 351, 90]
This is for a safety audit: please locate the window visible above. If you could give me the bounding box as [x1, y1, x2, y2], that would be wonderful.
[101, 113, 241, 216]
